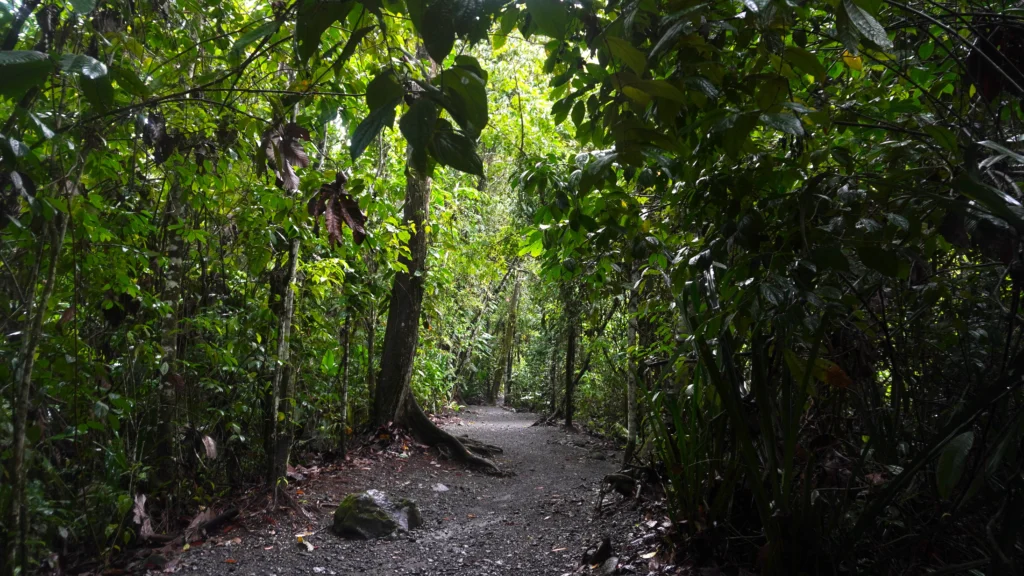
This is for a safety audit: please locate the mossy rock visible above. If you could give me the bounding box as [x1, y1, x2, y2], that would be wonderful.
[332, 490, 422, 540]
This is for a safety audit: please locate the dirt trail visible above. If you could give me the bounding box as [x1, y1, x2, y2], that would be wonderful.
[180, 407, 633, 575]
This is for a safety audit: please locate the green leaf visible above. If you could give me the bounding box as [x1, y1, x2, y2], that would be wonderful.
[923, 125, 959, 156]
[570, 101, 585, 126]
[429, 128, 483, 176]
[110, 64, 149, 98]
[499, 7, 519, 36]
[525, 0, 568, 41]
[978, 140, 1024, 164]
[436, 66, 488, 137]
[338, 26, 375, 64]
[636, 79, 686, 102]
[59, 53, 108, 79]
[783, 46, 828, 81]
[856, 245, 908, 278]
[366, 70, 404, 111]
[743, 0, 771, 12]
[755, 75, 789, 110]
[760, 113, 804, 135]
[812, 245, 850, 273]
[295, 0, 354, 64]
[71, 0, 96, 12]
[842, 0, 893, 50]
[229, 19, 281, 61]
[350, 97, 400, 160]
[936, 431, 973, 500]
[606, 36, 645, 75]
[953, 172, 1024, 233]
[0, 51, 53, 99]
[419, 0, 456, 62]
[399, 98, 439, 172]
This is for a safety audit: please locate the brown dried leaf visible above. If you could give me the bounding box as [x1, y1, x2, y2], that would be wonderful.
[184, 509, 216, 543]
[326, 198, 343, 247]
[133, 494, 155, 540]
[336, 193, 366, 244]
[202, 435, 218, 459]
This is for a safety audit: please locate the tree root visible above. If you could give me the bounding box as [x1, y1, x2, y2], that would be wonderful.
[456, 435, 503, 457]
[399, 397, 503, 475]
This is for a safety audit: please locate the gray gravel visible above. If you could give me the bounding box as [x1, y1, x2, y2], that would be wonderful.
[176, 407, 634, 575]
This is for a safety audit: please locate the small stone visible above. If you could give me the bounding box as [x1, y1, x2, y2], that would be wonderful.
[433, 483, 449, 492]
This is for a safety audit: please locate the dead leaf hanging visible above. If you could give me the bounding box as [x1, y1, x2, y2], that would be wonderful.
[309, 172, 366, 246]
[259, 122, 311, 191]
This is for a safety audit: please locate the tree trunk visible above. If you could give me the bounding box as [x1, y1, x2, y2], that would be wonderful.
[375, 142, 498, 473]
[265, 236, 300, 485]
[157, 180, 184, 492]
[623, 265, 640, 466]
[364, 312, 376, 422]
[502, 276, 520, 404]
[564, 318, 578, 428]
[548, 334, 560, 415]
[5, 212, 67, 575]
[338, 312, 351, 457]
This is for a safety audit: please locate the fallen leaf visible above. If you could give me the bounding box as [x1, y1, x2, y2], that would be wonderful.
[552, 547, 567, 552]
[224, 558, 237, 564]
[642, 551, 657, 559]
[467, 514, 476, 518]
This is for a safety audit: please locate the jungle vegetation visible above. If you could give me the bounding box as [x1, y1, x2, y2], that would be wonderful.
[1, 0, 1023, 573]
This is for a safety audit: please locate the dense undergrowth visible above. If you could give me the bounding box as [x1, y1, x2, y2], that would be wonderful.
[2, 0, 1024, 574]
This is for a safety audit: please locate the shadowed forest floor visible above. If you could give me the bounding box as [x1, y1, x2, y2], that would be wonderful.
[175, 408, 640, 575]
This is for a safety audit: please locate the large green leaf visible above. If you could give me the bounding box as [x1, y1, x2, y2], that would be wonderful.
[783, 46, 827, 81]
[937, 431, 973, 500]
[429, 127, 483, 175]
[110, 64, 149, 98]
[525, 0, 567, 40]
[338, 25, 375, 64]
[0, 51, 53, 99]
[59, 54, 113, 110]
[606, 36, 645, 75]
[350, 97, 400, 160]
[419, 0, 456, 63]
[399, 99, 439, 172]
[81, 75, 114, 111]
[953, 172, 1024, 233]
[295, 0, 354, 64]
[71, 0, 96, 12]
[229, 19, 281, 61]
[366, 70, 404, 110]
[59, 54, 108, 79]
[842, 0, 893, 50]
[760, 113, 804, 136]
[436, 65, 488, 137]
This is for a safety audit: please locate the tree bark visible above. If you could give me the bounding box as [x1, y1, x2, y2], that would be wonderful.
[157, 180, 184, 492]
[564, 318, 578, 428]
[548, 333, 561, 415]
[265, 236, 300, 485]
[338, 312, 351, 457]
[623, 265, 640, 466]
[374, 142, 498, 473]
[502, 276, 520, 404]
[365, 313, 376, 422]
[5, 211, 67, 575]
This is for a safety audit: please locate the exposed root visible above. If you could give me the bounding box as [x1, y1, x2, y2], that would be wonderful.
[399, 397, 503, 475]
[456, 435, 504, 457]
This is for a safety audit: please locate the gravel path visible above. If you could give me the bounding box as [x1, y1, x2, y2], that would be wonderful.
[178, 407, 632, 575]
